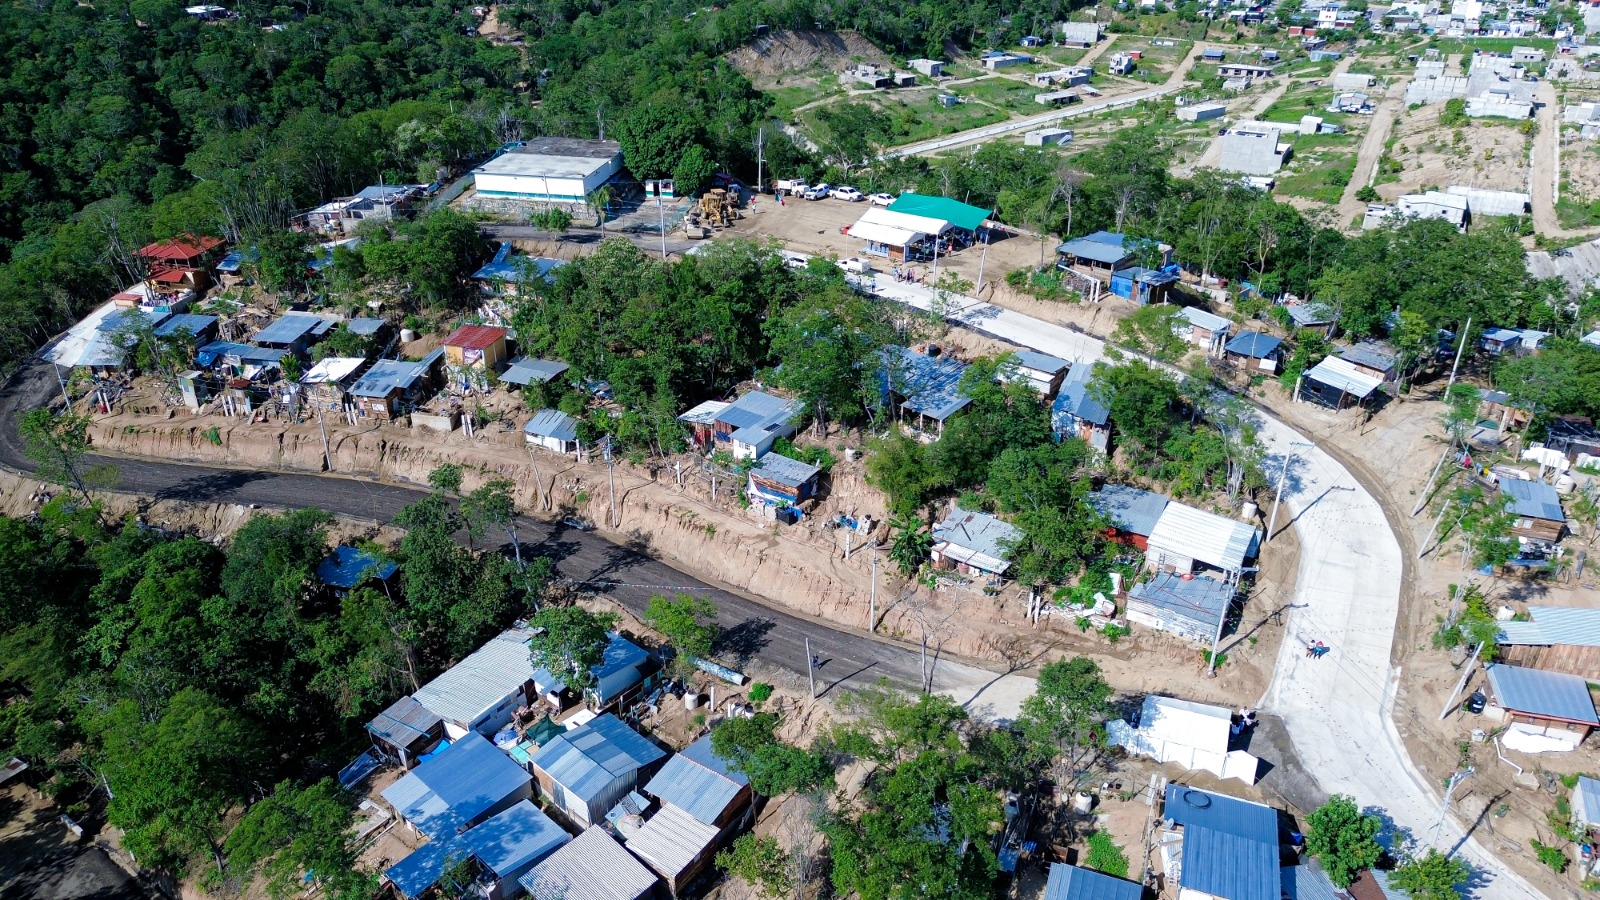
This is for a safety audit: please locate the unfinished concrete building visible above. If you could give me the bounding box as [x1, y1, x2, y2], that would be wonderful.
[1218, 125, 1291, 176]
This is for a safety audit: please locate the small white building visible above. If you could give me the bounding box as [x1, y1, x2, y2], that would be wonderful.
[1176, 101, 1227, 122]
[524, 408, 581, 455]
[472, 138, 624, 203]
[908, 58, 945, 77]
[1025, 127, 1074, 146]
[1058, 21, 1102, 47]
[1107, 696, 1260, 783]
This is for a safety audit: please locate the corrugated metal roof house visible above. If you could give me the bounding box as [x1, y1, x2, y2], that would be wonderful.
[519, 826, 657, 900]
[883, 347, 973, 432]
[1500, 479, 1565, 542]
[413, 628, 538, 739]
[1089, 485, 1169, 549]
[500, 357, 569, 387]
[1043, 863, 1144, 900]
[1485, 663, 1598, 729]
[643, 733, 753, 827]
[1126, 572, 1236, 643]
[1300, 356, 1383, 408]
[524, 409, 580, 454]
[529, 633, 654, 710]
[624, 803, 723, 897]
[1145, 502, 1260, 575]
[1162, 785, 1280, 900]
[367, 695, 444, 768]
[1572, 775, 1600, 829]
[1052, 364, 1110, 453]
[1108, 696, 1259, 783]
[931, 505, 1020, 578]
[1497, 605, 1600, 681]
[380, 732, 533, 840]
[712, 390, 804, 460]
[530, 713, 667, 828]
[253, 313, 335, 352]
[384, 799, 570, 900]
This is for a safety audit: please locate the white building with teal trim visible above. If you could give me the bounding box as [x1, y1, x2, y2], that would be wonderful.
[471, 137, 624, 203]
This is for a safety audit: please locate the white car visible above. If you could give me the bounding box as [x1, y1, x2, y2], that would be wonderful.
[836, 257, 874, 275]
[831, 186, 864, 202]
[868, 192, 895, 206]
[803, 183, 832, 200]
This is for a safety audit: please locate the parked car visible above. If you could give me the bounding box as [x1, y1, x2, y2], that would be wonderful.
[803, 183, 832, 200]
[831, 186, 864, 202]
[783, 254, 809, 270]
[836, 257, 874, 275]
[774, 178, 809, 195]
[868, 192, 895, 206]
[561, 515, 596, 531]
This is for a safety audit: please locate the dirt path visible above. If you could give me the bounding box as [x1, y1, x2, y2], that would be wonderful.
[1180, 79, 1295, 176]
[1524, 80, 1600, 240]
[1075, 36, 1118, 69]
[1334, 76, 1410, 227]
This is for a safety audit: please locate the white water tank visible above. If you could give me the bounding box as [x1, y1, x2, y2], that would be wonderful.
[400, 328, 417, 343]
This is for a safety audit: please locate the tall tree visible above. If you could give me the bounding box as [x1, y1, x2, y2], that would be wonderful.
[18, 409, 117, 504]
[1016, 656, 1112, 785]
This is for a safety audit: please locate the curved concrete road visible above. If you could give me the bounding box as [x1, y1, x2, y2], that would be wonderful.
[864, 275, 1544, 899]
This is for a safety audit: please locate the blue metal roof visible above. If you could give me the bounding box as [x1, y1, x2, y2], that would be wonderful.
[152, 314, 217, 338]
[531, 634, 649, 705]
[1225, 331, 1282, 359]
[883, 347, 972, 422]
[524, 409, 579, 442]
[502, 357, 570, 386]
[379, 732, 533, 840]
[1111, 266, 1178, 286]
[1043, 864, 1145, 900]
[1497, 606, 1600, 647]
[356, 183, 421, 201]
[1285, 303, 1333, 326]
[196, 341, 290, 367]
[1053, 364, 1109, 428]
[347, 316, 386, 336]
[1340, 342, 1396, 372]
[367, 695, 441, 749]
[1163, 785, 1280, 900]
[643, 733, 748, 826]
[1499, 478, 1565, 522]
[385, 838, 462, 900]
[1128, 573, 1234, 629]
[462, 800, 572, 877]
[1056, 231, 1134, 265]
[253, 313, 329, 346]
[1089, 485, 1169, 536]
[216, 247, 258, 273]
[750, 453, 821, 489]
[316, 545, 397, 588]
[716, 390, 798, 430]
[529, 714, 666, 805]
[351, 358, 430, 397]
[1282, 863, 1341, 900]
[474, 243, 566, 284]
[1012, 350, 1070, 375]
[1485, 663, 1598, 724]
[1577, 776, 1600, 826]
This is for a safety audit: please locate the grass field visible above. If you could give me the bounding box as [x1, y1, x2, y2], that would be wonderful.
[1431, 36, 1557, 54]
[805, 92, 1009, 146]
[961, 75, 1051, 114]
[1260, 87, 1341, 124]
[1275, 134, 1358, 204]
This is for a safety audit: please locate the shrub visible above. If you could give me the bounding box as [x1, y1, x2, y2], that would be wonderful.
[749, 682, 774, 703]
[1085, 831, 1129, 879]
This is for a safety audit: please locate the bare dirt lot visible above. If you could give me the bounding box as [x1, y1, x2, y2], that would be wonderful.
[1378, 107, 1532, 200]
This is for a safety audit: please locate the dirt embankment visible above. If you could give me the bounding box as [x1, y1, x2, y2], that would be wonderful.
[727, 28, 891, 84]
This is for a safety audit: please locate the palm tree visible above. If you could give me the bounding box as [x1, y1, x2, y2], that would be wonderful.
[587, 186, 613, 234]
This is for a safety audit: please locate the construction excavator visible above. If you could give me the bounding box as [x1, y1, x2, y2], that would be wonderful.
[682, 188, 740, 238]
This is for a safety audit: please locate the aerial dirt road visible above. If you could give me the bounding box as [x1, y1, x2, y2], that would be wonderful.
[1334, 75, 1409, 226]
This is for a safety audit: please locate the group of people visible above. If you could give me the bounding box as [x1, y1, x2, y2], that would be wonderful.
[1229, 707, 1259, 737]
[890, 266, 926, 285]
[1305, 640, 1330, 659]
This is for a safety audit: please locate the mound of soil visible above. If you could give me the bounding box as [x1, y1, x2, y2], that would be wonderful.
[728, 28, 890, 80]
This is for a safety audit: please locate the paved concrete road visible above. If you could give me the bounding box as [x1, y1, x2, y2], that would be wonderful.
[864, 274, 1544, 899]
[0, 364, 1029, 718]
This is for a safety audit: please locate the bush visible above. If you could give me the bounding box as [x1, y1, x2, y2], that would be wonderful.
[1532, 839, 1570, 873]
[1085, 831, 1129, 878]
[748, 682, 774, 703]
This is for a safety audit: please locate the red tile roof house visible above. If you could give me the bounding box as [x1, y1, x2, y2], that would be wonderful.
[138, 234, 226, 291]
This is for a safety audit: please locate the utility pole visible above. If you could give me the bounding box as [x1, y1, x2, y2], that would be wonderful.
[52, 364, 71, 410]
[314, 401, 333, 472]
[1266, 441, 1310, 543]
[1410, 318, 1476, 516]
[755, 127, 766, 196]
[525, 444, 543, 510]
[604, 437, 618, 528]
[869, 548, 878, 634]
[805, 636, 815, 699]
[1431, 767, 1474, 848]
[975, 228, 990, 294]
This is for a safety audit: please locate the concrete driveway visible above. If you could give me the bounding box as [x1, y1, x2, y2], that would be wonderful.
[866, 274, 1543, 899]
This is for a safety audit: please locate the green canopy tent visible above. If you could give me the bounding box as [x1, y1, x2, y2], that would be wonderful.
[888, 193, 993, 232]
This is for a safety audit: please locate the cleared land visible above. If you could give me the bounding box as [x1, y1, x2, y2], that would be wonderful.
[1375, 104, 1532, 201]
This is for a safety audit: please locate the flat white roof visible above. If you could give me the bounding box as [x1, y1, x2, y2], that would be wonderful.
[850, 221, 922, 247]
[859, 206, 951, 235]
[476, 140, 621, 180]
[301, 356, 365, 385]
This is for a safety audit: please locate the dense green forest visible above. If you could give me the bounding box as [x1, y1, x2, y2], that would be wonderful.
[0, 491, 537, 893]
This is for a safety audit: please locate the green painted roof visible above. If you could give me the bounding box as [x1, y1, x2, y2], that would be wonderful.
[888, 193, 991, 231]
